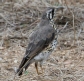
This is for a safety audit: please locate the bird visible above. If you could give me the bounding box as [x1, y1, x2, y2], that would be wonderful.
[17, 7, 58, 76]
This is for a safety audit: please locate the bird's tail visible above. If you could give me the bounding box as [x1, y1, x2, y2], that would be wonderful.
[17, 57, 32, 76]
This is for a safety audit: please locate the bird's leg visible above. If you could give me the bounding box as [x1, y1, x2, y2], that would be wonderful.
[35, 62, 39, 75]
[40, 61, 45, 74]
[40, 64, 43, 74]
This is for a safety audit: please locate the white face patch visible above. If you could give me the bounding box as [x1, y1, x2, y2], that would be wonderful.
[50, 13, 53, 19]
[46, 12, 49, 19]
[46, 9, 53, 20]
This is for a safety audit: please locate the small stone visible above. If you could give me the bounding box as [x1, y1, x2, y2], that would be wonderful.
[14, 60, 18, 63]
[13, 67, 17, 73]
[0, 58, 2, 61]
[0, 47, 4, 50]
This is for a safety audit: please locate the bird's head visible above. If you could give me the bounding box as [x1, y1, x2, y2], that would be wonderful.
[42, 7, 55, 20]
[42, 6, 64, 21]
[46, 7, 55, 20]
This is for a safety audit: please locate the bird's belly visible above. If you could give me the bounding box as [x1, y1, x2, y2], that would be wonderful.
[34, 39, 57, 62]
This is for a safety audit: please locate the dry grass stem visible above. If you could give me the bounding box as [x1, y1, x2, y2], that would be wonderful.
[0, 0, 84, 81]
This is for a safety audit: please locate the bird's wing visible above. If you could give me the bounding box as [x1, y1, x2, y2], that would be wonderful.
[25, 25, 55, 59]
[17, 25, 55, 76]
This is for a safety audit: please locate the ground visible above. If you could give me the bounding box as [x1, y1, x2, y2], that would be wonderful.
[0, 0, 84, 81]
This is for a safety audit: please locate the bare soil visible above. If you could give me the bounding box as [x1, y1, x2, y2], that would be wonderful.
[0, 0, 84, 81]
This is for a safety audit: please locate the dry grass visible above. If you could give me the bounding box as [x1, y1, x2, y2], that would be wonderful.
[0, 0, 84, 81]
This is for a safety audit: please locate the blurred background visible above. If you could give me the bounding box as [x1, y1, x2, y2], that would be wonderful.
[0, 0, 84, 81]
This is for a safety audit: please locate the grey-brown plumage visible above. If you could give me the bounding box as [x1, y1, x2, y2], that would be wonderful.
[17, 7, 57, 76]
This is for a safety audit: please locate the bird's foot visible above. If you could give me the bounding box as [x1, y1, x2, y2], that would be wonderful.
[37, 71, 43, 75]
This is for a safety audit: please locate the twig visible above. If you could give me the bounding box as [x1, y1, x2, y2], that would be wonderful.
[64, 0, 75, 45]
[62, 21, 69, 29]
[71, 11, 75, 44]
[0, 13, 15, 27]
[7, 36, 28, 40]
[57, 21, 69, 33]
[29, 18, 40, 27]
